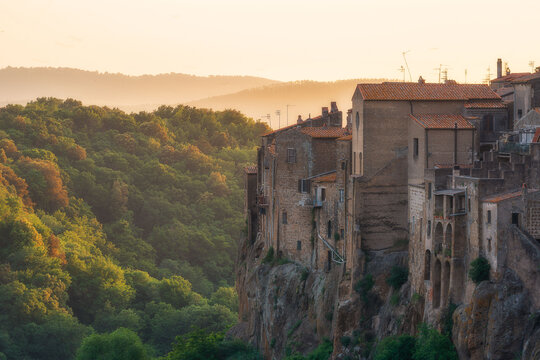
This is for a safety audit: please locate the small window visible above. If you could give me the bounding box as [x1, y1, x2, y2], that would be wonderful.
[341, 161, 346, 170]
[298, 179, 311, 193]
[413, 138, 419, 157]
[427, 220, 432, 237]
[355, 111, 360, 129]
[486, 210, 491, 224]
[297, 241, 301, 251]
[340, 228, 344, 239]
[518, 109, 523, 118]
[512, 212, 519, 225]
[358, 152, 363, 174]
[339, 189, 344, 203]
[287, 148, 296, 163]
[468, 198, 471, 212]
[327, 221, 332, 238]
[487, 237, 492, 252]
[428, 183, 432, 199]
[282, 211, 288, 224]
[321, 188, 326, 201]
[353, 152, 356, 173]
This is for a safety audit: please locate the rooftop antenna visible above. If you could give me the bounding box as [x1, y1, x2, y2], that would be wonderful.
[433, 64, 449, 83]
[464, 69, 468, 84]
[286, 104, 295, 126]
[262, 114, 271, 128]
[275, 110, 281, 129]
[398, 65, 406, 82]
[402, 51, 412, 82]
[529, 61, 535, 73]
[483, 66, 491, 84]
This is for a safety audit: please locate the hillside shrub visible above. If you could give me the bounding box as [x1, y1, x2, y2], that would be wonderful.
[354, 274, 374, 302]
[374, 334, 415, 360]
[468, 257, 490, 284]
[386, 266, 408, 290]
[262, 247, 275, 264]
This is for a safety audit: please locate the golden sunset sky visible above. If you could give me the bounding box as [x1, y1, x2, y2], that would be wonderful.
[1, 0, 539, 83]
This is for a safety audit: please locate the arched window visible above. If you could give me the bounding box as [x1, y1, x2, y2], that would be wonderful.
[434, 222, 444, 254]
[355, 112, 360, 129]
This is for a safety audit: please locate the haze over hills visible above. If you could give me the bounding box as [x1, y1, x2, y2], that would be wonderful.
[188, 79, 391, 127]
[0, 66, 280, 111]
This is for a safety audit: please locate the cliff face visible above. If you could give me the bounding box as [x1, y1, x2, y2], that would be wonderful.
[233, 230, 540, 360]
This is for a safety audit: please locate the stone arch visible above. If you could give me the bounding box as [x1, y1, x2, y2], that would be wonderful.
[424, 250, 431, 280]
[433, 259, 442, 308]
[444, 223, 452, 257]
[442, 261, 451, 306]
[434, 222, 444, 255]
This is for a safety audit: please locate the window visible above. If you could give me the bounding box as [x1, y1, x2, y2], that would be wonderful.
[512, 212, 519, 225]
[518, 109, 523, 118]
[327, 221, 332, 238]
[297, 241, 302, 250]
[486, 210, 491, 224]
[282, 211, 288, 224]
[355, 111, 360, 129]
[358, 152, 362, 174]
[320, 188, 326, 201]
[427, 183, 432, 199]
[487, 237, 492, 252]
[427, 220, 432, 237]
[298, 179, 311, 193]
[413, 138, 419, 157]
[341, 161, 346, 170]
[340, 229, 344, 239]
[339, 189, 344, 203]
[353, 152, 356, 173]
[287, 148, 296, 163]
[482, 115, 494, 132]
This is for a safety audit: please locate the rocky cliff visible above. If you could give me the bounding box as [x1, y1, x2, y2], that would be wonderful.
[232, 231, 540, 359]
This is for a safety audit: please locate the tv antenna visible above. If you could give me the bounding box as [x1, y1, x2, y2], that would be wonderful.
[529, 61, 535, 73]
[398, 65, 406, 82]
[262, 114, 271, 128]
[433, 64, 449, 83]
[483, 66, 491, 84]
[464, 69, 468, 84]
[402, 51, 412, 82]
[275, 110, 281, 129]
[286, 104, 295, 126]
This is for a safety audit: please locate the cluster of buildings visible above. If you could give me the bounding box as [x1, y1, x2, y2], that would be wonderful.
[245, 61, 540, 319]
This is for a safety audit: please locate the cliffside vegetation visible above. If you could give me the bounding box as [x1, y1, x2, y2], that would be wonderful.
[0, 98, 268, 359]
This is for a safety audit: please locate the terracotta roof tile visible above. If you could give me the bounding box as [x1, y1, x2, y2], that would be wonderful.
[244, 165, 257, 174]
[311, 173, 337, 182]
[533, 127, 540, 143]
[491, 73, 530, 83]
[410, 114, 475, 129]
[512, 72, 540, 83]
[464, 100, 506, 109]
[356, 82, 499, 101]
[300, 127, 348, 138]
[337, 134, 352, 141]
[482, 190, 525, 203]
[262, 123, 299, 137]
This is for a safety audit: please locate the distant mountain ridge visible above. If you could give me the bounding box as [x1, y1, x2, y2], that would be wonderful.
[0, 66, 280, 111]
[188, 79, 392, 126]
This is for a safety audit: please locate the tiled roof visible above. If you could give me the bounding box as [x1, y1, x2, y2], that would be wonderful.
[410, 114, 475, 129]
[356, 82, 500, 101]
[244, 165, 257, 174]
[512, 72, 540, 84]
[311, 173, 337, 182]
[300, 127, 349, 139]
[262, 123, 299, 137]
[464, 100, 506, 109]
[533, 127, 540, 143]
[337, 134, 352, 141]
[481, 190, 538, 203]
[491, 73, 529, 83]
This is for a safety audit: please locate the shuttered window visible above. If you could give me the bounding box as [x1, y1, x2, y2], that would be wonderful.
[287, 148, 296, 163]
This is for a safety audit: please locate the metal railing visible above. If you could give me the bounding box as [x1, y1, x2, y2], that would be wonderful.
[317, 233, 345, 264]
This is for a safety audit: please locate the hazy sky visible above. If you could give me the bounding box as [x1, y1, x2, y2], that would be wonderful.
[1, 0, 539, 83]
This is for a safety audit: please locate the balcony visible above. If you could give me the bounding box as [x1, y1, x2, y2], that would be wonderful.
[498, 141, 530, 155]
[313, 199, 324, 208]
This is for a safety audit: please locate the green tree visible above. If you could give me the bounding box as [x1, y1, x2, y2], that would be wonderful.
[76, 328, 149, 360]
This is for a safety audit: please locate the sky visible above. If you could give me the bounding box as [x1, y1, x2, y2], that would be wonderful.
[1, 0, 539, 83]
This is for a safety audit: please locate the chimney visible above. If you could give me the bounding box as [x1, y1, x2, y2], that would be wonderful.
[322, 107, 329, 117]
[497, 58, 502, 78]
[418, 76, 425, 84]
[346, 109, 352, 131]
[330, 102, 338, 113]
[297, 115, 303, 124]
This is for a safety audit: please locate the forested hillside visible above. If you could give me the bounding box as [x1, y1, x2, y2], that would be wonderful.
[0, 98, 268, 359]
